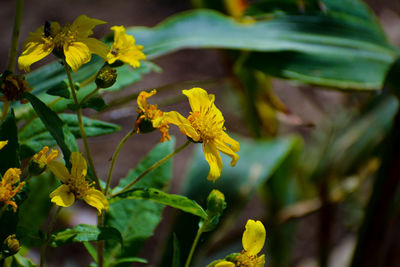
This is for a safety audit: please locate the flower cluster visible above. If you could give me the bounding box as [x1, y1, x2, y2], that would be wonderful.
[0, 168, 25, 212]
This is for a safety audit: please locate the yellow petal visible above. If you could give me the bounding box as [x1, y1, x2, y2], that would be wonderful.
[47, 149, 59, 163]
[220, 132, 240, 152]
[83, 189, 109, 214]
[203, 142, 223, 182]
[22, 26, 45, 46]
[0, 140, 8, 150]
[79, 37, 109, 59]
[214, 138, 239, 167]
[18, 41, 53, 72]
[137, 90, 157, 112]
[47, 161, 70, 183]
[50, 184, 75, 207]
[162, 111, 200, 141]
[111, 26, 134, 49]
[71, 15, 107, 37]
[182, 87, 214, 112]
[3, 168, 21, 185]
[255, 254, 265, 267]
[116, 48, 146, 69]
[242, 220, 266, 256]
[70, 152, 87, 180]
[64, 42, 91, 72]
[215, 261, 235, 267]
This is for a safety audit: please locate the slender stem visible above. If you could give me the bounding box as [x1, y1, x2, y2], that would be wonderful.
[105, 129, 136, 195]
[184, 225, 204, 267]
[113, 140, 191, 197]
[81, 86, 101, 104]
[64, 61, 101, 190]
[7, 0, 24, 72]
[1, 101, 10, 122]
[97, 214, 104, 267]
[40, 206, 62, 267]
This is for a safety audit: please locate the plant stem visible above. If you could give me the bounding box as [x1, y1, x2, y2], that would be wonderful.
[64, 61, 101, 190]
[7, 0, 23, 72]
[81, 86, 101, 104]
[113, 140, 191, 197]
[184, 225, 204, 267]
[97, 214, 104, 267]
[105, 129, 136, 195]
[40, 206, 62, 267]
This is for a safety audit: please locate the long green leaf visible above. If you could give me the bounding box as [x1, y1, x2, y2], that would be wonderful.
[112, 188, 208, 219]
[22, 92, 78, 168]
[0, 109, 20, 174]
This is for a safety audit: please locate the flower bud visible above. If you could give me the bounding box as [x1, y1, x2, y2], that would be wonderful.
[2, 235, 20, 256]
[95, 66, 117, 88]
[206, 189, 226, 217]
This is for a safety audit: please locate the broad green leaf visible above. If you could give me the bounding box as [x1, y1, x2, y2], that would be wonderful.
[46, 80, 70, 98]
[105, 138, 175, 266]
[3, 254, 36, 267]
[51, 224, 123, 247]
[0, 109, 20, 174]
[127, 9, 398, 90]
[19, 114, 120, 159]
[21, 92, 78, 168]
[111, 188, 208, 219]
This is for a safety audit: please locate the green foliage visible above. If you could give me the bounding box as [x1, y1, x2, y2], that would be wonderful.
[19, 114, 120, 159]
[51, 224, 123, 247]
[21, 92, 78, 168]
[0, 110, 20, 174]
[105, 139, 175, 266]
[172, 233, 181, 267]
[111, 188, 208, 219]
[46, 80, 70, 99]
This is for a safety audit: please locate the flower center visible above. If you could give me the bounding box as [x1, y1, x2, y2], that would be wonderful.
[66, 178, 93, 199]
[188, 110, 223, 142]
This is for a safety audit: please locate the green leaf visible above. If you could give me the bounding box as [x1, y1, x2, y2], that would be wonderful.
[81, 96, 108, 111]
[46, 80, 70, 98]
[111, 258, 148, 266]
[51, 224, 123, 247]
[111, 188, 208, 219]
[21, 92, 78, 168]
[3, 254, 36, 267]
[105, 138, 175, 266]
[19, 114, 119, 159]
[0, 109, 20, 174]
[127, 9, 398, 90]
[172, 233, 181, 267]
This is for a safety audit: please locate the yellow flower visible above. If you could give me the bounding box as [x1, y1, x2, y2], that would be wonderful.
[0, 168, 25, 212]
[18, 15, 109, 73]
[215, 220, 266, 267]
[107, 25, 146, 68]
[47, 152, 108, 214]
[0, 140, 8, 150]
[159, 87, 240, 181]
[136, 89, 170, 142]
[32, 146, 59, 169]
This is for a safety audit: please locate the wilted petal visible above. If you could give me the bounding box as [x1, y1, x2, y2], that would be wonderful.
[214, 138, 239, 167]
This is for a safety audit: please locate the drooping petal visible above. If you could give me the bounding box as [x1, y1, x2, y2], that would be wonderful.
[3, 168, 21, 185]
[22, 26, 45, 46]
[203, 142, 223, 182]
[50, 184, 75, 207]
[214, 138, 239, 166]
[137, 90, 157, 112]
[0, 140, 8, 150]
[182, 88, 214, 112]
[47, 161, 70, 183]
[215, 261, 235, 267]
[71, 15, 107, 37]
[220, 132, 240, 152]
[70, 152, 87, 180]
[242, 220, 266, 256]
[162, 111, 200, 141]
[18, 41, 53, 72]
[79, 37, 109, 59]
[64, 42, 91, 72]
[83, 189, 109, 214]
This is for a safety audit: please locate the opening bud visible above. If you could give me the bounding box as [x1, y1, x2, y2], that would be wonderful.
[206, 189, 226, 217]
[2, 234, 20, 256]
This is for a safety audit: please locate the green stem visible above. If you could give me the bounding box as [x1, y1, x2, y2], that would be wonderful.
[7, 0, 24, 72]
[81, 86, 101, 104]
[184, 225, 204, 267]
[105, 129, 136, 195]
[97, 214, 104, 267]
[64, 61, 101, 190]
[40, 206, 62, 267]
[113, 140, 191, 197]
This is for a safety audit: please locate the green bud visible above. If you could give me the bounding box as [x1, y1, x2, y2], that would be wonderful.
[2, 235, 20, 256]
[95, 66, 117, 88]
[206, 189, 226, 217]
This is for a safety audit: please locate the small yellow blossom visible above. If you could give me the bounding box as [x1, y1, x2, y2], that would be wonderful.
[32, 146, 59, 169]
[0, 140, 8, 150]
[0, 74, 32, 103]
[214, 220, 266, 267]
[158, 87, 240, 181]
[18, 15, 109, 72]
[136, 89, 170, 142]
[107, 25, 146, 68]
[47, 152, 108, 214]
[0, 168, 25, 212]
